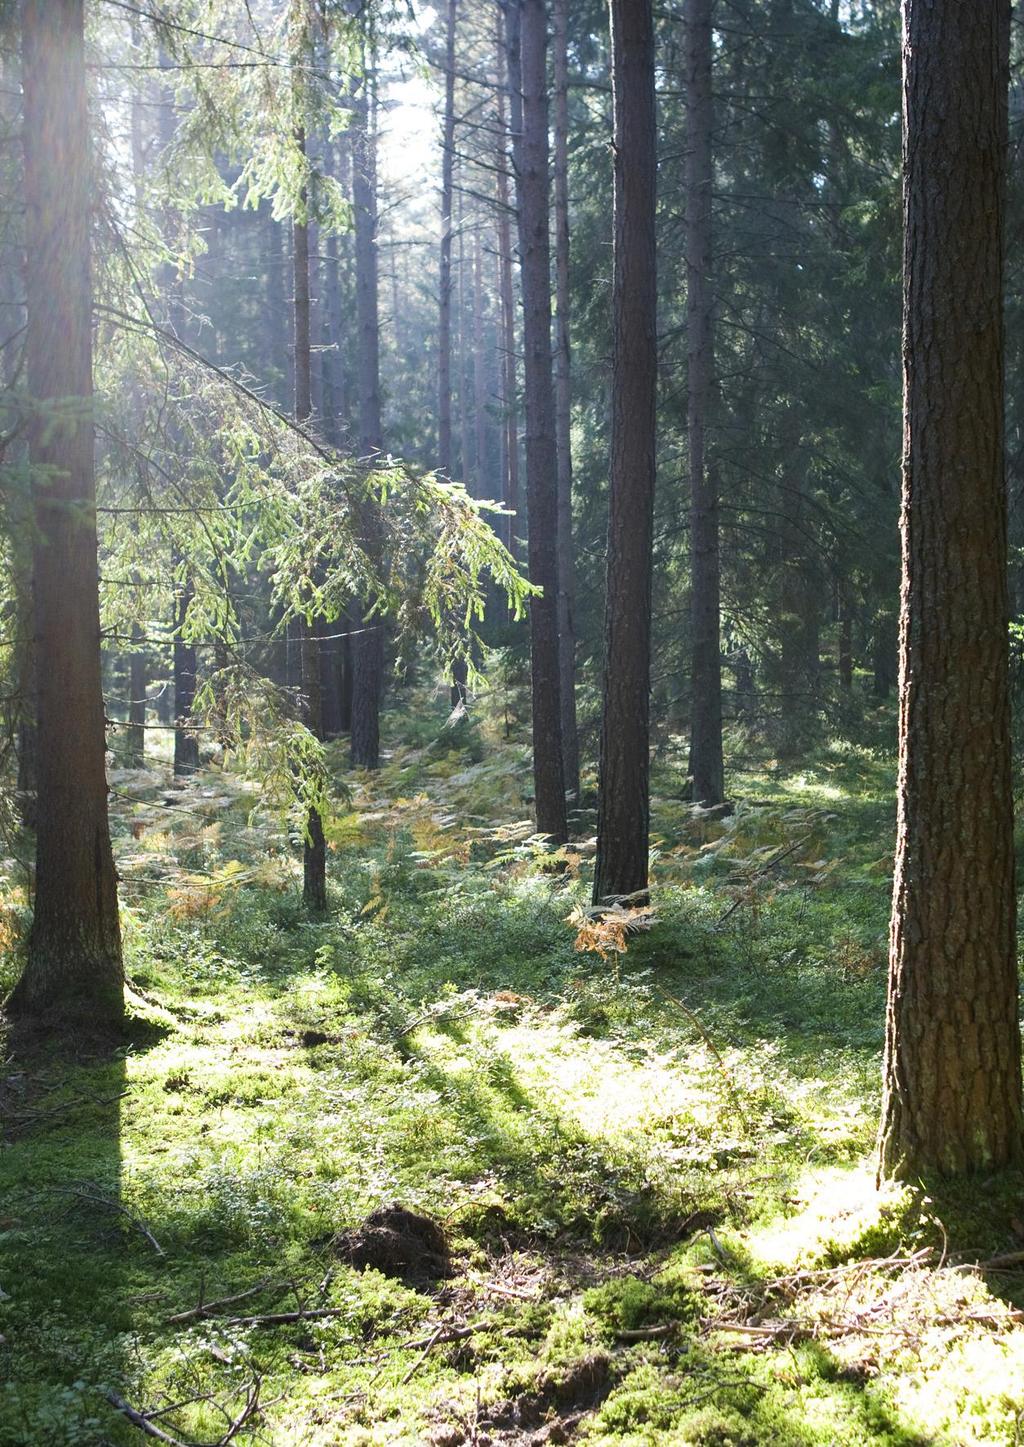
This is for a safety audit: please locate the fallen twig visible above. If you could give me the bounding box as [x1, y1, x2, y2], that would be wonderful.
[2, 1089, 129, 1137]
[223, 1306, 347, 1327]
[479, 1281, 538, 1300]
[400, 1324, 447, 1384]
[68, 1187, 164, 1256]
[615, 1323, 675, 1341]
[104, 1393, 193, 1447]
[976, 1250, 1024, 1271]
[167, 1280, 286, 1324]
[655, 992, 751, 1133]
[715, 834, 814, 928]
[219, 1377, 261, 1444]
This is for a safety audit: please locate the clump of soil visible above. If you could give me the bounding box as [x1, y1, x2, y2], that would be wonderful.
[474, 1352, 615, 1444]
[332, 1203, 451, 1285]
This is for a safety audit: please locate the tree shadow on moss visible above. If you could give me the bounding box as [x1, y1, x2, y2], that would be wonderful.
[0, 1032, 131, 1445]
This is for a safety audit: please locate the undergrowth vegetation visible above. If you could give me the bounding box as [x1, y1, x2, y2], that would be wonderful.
[2, 687, 1024, 1444]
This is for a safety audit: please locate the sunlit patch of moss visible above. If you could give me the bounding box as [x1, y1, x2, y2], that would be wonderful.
[744, 1165, 921, 1271]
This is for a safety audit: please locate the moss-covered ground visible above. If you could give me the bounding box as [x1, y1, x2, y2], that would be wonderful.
[2, 694, 1024, 1445]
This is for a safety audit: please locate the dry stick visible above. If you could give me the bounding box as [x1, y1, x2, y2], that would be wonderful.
[477, 1281, 537, 1300]
[104, 1393, 194, 1447]
[2, 1088, 130, 1135]
[166, 1280, 286, 1324]
[219, 1378, 261, 1445]
[69, 1188, 164, 1256]
[358, 1323, 481, 1384]
[655, 990, 751, 1134]
[400, 1323, 447, 1385]
[616, 1323, 675, 1341]
[714, 833, 814, 928]
[222, 1306, 348, 1327]
[976, 1250, 1024, 1270]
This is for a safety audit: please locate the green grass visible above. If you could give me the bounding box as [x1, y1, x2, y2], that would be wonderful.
[2, 700, 1023, 1444]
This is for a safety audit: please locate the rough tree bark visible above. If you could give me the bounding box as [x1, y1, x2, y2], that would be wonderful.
[350, 59, 385, 768]
[593, 0, 657, 903]
[7, 0, 123, 1028]
[553, 0, 579, 804]
[878, 0, 1022, 1179]
[685, 0, 724, 806]
[511, 0, 567, 844]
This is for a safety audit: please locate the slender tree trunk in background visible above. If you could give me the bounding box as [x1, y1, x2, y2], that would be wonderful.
[126, 625, 147, 768]
[320, 136, 352, 725]
[457, 191, 472, 485]
[338, 611, 354, 732]
[264, 204, 292, 409]
[350, 60, 384, 768]
[686, 0, 724, 806]
[322, 182, 349, 440]
[8, 0, 123, 1028]
[776, 410, 819, 753]
[553, 0, 579, 804]
[126, 20, 147, 774]
[0, 67, 36, 825]
[871, 610, 897, 697]
[438, 8, 469, 708]
[438, 0, 457, 475]
[15, 583, 37, 827]
[512, 0, 567, 844]
[450, 189, 472, 708]
[593, 0, 657, 903]
[353, 63, 382, 443]
[156, 62, 201, 778]
[294, 132, 328, 912]
[318, 619, 344, 739]
[496, 3, 520, 559]
[473, 231, 488, 496]
[879, 0, 1022, 1179]
[173, 568, 199, 775]
[838, 601, 853, 692]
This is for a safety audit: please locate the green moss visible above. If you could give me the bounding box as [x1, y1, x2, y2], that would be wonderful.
[2, 710, 1022, 1443]
[584, 1276, 698, 1337]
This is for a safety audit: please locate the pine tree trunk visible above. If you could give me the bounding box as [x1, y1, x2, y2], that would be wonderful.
[879, 0, 1022, 1179]
[838, 605, 853, 692]
[495, 3, 520, 559]
[871, 611, 897, 698]
[293, 124, 328, 912]
[473, 231, 488, 497]
[350, 59, 384, 769]
[263, 205, 292, 409]
[438, 0, 457, 476]
[512, 0, 567, 844]
[126, 626, 146, 769]
[8, 0, 123, 1029]
[553, 0, 579, 804]
[685, 0, 724, 806]
[776, 410, 819, 754]
[457, 188, 472, 486]
[173, 570, 200, 775]
[593, 0, 657, 903]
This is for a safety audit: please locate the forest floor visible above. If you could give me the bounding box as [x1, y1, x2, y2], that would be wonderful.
[3, 691, 1024, 1445]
